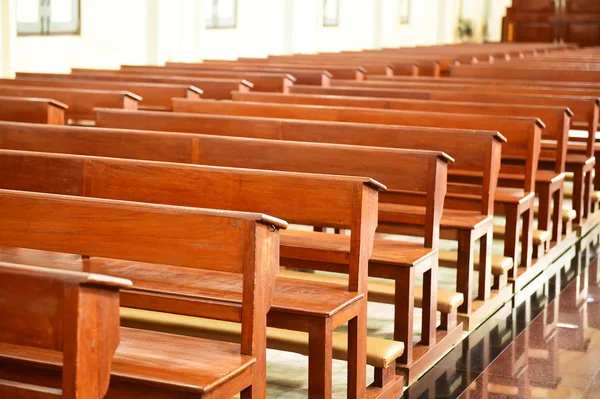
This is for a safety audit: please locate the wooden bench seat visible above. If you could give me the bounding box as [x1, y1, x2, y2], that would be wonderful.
[0, 85, 139, 122]
[0, 96, 67, 124]
[275, 269, 464, 315]
[67, 69, 252, 99]
[0, 189, 284, 398]
[0, 327, 258, 397]
[10, 74, 202, 111]
[120, 307, 405, 369]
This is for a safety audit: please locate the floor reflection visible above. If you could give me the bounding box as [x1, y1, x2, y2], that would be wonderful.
[403, 231, 600, 399]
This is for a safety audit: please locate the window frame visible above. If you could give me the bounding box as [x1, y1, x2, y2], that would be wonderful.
[17, 0, 81, 36]
[205, 0, 238, 30]
[322, 0, 339, 27]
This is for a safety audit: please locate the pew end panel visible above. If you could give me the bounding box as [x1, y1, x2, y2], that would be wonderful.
[0, 262, 131, 398]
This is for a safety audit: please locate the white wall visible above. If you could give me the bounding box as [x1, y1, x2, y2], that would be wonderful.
[10, 0, 148, 73]
[2, 0, 510, 74]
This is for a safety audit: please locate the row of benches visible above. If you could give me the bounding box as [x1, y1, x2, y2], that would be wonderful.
[0, 41, 597, 398]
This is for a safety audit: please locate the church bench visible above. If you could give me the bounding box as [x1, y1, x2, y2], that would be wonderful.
[259, 54, 434, 76]
[235, 56, 393, 76]
[0, 96, 67, 124]
[192, 61, 369, 80]
[288, 84, 598, 227]
[67, 69, 252, 99]
[0, 85, 139, 123]
[450, 64, 600, 83]
[231, 91, 569, 248]
[0, 189, 284, 398]
[0, 261, 131, 398]
[10, 74, 201, 111]
[118, 65, 296, 93]
[163, 61, 333, 85]
[367, 76, 600, 92]
[0, 122, 457, 386]
[171, 98, 541, 295]
[0, 148, 396, 398]
[94, 107, 507, 331]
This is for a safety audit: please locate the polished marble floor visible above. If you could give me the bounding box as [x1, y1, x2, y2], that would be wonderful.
[402, 246, 600, 399]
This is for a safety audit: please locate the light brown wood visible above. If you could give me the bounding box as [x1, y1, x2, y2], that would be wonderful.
[0, 96, 67, 125]
[0, 261, 130, 398]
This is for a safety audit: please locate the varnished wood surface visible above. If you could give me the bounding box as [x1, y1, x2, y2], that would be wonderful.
[0, 85, 140, 122]
[0, 96, 67, 125]
[9, 74, 202, 110]
[68, 69, 252, 99]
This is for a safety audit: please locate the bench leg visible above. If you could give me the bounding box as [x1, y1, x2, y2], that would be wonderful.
[440, 311, 458, 331]
[421, 261, 438, 346]
[457, 230, 475, 315]
[552, 183, 564, 243]
[584, 168, 593, 221]
[573, 167, 584, 225]
[309, 318, 333, 399]
[537, 182, 552, 240]
[395, 268, 414, 365]
[478, 230, 492, 301]
[520, 206, 533, 270]
[373, 361, 397, 388]
[503, 204, 520, 275]
[347, 303, 367, 399]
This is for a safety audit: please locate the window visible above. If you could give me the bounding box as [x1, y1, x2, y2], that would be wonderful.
[205, 0, 237, 29]
[399, 0, 410, 24]
[323, 0, 339, 27]
[17, 0, 80, 36]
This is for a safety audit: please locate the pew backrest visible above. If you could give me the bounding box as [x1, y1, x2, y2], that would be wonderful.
[0, 85, 139, 121]
[10, 74, 202, 111]
[0, 147, 387, 291]
[231, 91, 570, 174]
[92, 108, 502, 218]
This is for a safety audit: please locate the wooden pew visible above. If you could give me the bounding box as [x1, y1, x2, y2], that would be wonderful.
[66, 69, 252, 100]
[93, 108, 508, 331]
[232, 58, 390, 77]
[0, 261, 131, 398]
[10, 74, 201, 111]
[0, 96, 67, 124]
[250, 55, 430, 76]
[117, 65, 295, 93]
[287, 85, 598, 226]
[0, 121, 457, 388]
[0, 85, 139, 122]
[162, 62, 333, 85]
[171, 98, 543, 291]
[230, 91, 567, 248]
[450, 64, 600, 83]
[367, 75, 600, 92]
[185, 60, 370, 80]
[0, 189, 284, 398]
